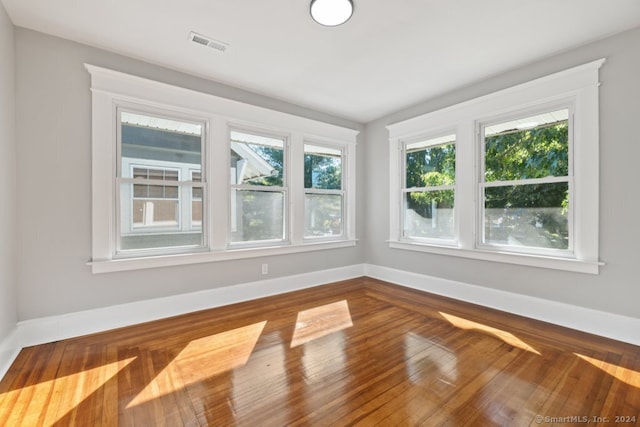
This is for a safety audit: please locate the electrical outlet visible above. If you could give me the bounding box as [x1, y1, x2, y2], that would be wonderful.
[261, 263, 268, 275]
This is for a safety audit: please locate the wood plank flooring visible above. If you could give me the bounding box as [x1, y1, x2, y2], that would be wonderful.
[1, 277, 639, 426]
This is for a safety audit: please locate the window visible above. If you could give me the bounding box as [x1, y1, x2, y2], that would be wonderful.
[118, 110, 205, 254]
[86, 64, 358, 273]
[229, 130, 287, 245]
[402, 134, 456, 242]
[481, 108, 571, 254]
[304, 143, 344, 239]
[387, 59, 604, 274]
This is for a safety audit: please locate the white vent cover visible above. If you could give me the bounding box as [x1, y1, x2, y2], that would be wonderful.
[188, 31, 229, 52]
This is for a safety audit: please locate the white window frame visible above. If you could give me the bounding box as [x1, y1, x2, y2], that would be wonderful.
[303, 140, 347, 242]
[86, 64, 358, 274]
[228, 126, 290, 248]
[387, 59, 604, 274]
[477, 103, 574, 257]
[116, 105, 208, 257]
[400, 131, 457, 246]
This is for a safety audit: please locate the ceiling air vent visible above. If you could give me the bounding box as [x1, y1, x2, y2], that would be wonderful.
[188, 31, 229, 53]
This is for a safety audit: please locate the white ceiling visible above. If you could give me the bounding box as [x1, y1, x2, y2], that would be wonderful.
[3, 0, 640, 123]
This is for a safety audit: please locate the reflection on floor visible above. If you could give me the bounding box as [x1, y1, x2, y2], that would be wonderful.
[1, 277, 638, 426]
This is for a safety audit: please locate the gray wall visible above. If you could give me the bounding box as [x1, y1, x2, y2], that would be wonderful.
[365, 26, 640, 319]
[14, 28, 365, 321]
[0, 3, 17, 342]
[11, 23, 640, 325]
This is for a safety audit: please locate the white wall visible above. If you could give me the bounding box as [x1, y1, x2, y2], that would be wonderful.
[0, 3, 17, 348]
[364, 26, 640, 320]
[14, 28, 365, 321]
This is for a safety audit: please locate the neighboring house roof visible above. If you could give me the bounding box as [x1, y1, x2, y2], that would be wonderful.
[230, 142, 276, 183]
[120, 113, 276, 183]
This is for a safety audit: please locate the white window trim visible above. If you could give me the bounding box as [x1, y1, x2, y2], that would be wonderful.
[86, 64, 358, 274]
[228, 126, 290, 248]
[477, 103, 574, 257]
[303, 140, 348, 242]
[387, 59, 605, 274]
[400, 130, 458, 247]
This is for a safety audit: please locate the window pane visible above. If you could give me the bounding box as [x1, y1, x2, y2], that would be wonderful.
[230, 190, 284, 242]
[484, 182, 569, 250]
[121, 112, 202, 180]
[305, 194, 342, 237]
[405, 135, 455, 188]
[230, 131, 284, 187]
[304, 145, 342, 190]
[484, 109, 568, 182]
[119, 111, 205, 253]
[120, 183, 204, 251]
[403, 190, 455, 239]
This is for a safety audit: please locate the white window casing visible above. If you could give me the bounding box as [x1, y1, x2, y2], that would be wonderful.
[86, 64, 358, 273]
[387, 59, 605, 274]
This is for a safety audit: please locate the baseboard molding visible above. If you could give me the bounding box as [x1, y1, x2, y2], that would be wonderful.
[0, 327, 21, 381]
[16, 264, 366, 349]
[364, 264, 640, 346]
[4, 261, 638, 383]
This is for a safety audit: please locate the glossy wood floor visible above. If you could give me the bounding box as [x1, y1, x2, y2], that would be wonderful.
[1, 278, 639, 426]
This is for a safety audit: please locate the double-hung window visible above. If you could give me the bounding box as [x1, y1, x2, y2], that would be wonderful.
[388, 59, 603, 274]
[86, 64, 358, 273]
[229, 129, 288, 245]
[304, 143, 344, 239]
[480, 108, 571, 254]
[402, 134, 456, 243]
[117, 109, 206, 255]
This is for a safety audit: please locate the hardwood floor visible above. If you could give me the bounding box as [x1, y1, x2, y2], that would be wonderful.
[1, 277, 639, 426]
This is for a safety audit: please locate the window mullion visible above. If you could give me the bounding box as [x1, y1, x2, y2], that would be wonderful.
[209, 116, 228, 251]
[456, 123, 475, 250]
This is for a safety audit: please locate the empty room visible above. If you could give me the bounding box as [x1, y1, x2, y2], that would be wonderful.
[1, 0, 639, 425]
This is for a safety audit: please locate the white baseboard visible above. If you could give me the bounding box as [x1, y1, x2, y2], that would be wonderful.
[16, 264, 366, 349]
[4, 262, 638, 383]
[365, 264, 640, 347]
[0, 327, 21, 381]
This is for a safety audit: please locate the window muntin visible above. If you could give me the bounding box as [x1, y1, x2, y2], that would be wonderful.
[117, 110, 205, 254]
[402, 134, 456, 242]
[304, 144, 344, 238]
[480, 108, 571, 253]
[229, 130, 287, 244]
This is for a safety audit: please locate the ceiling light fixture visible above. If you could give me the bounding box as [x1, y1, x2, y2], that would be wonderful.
[310, 0, 354, 27]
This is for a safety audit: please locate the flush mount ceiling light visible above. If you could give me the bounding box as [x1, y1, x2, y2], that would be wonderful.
[310, 0, 354, 27]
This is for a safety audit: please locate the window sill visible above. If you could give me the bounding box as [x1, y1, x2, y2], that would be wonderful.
[388, 240, 603, 274]
[89, 239, 358, 274]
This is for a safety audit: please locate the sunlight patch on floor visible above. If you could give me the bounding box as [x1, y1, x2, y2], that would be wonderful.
[128, 321, 267, 408]
[575, 353, 640, 388]
[0, 356, 136, 426]
[291, 300, 353, 348]
[439, 312, 540, 355]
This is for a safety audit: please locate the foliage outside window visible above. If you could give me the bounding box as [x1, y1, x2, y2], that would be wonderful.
[229, 130, 287, 244]
[304, 144, 344, 238]
[87, 63, 358, 273]
[387, 59, 603, 274]
[402, 134, 456, 241]
[481, 109, 570, 252]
